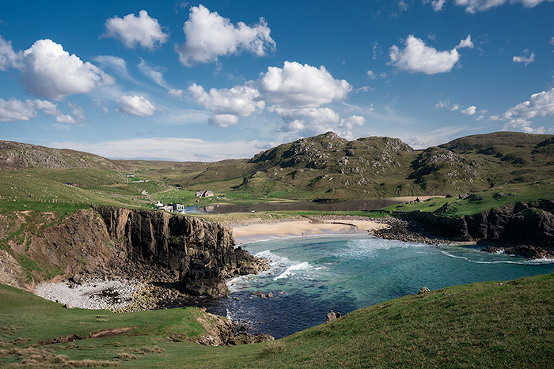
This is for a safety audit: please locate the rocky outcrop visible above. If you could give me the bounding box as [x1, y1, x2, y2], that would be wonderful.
[398, 200, 554, 257]
[1, 207, 266, 297]
[96, 207, 266, 297]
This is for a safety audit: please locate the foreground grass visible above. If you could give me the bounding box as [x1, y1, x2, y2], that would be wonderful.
[1, 273, 553, 368]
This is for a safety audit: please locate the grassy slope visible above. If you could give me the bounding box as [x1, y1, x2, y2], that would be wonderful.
[387, 182, 554, 218]
[1, 273, 553, 368]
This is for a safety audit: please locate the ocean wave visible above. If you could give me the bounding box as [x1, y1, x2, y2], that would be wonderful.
[273, 262, 311, 280]
[439, 250, 554, 265]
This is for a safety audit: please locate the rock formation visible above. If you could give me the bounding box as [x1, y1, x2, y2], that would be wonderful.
[0, 207, 266, 297]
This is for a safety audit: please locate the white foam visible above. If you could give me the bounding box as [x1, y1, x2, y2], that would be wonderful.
[273, 262, 311, 280]
[439, 250, 554, 265]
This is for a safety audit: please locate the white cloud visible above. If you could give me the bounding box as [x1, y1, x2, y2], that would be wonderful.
[20, 39, 113, 100]
[0, 35, 19, 70]
[513, 50, 535, 65]
[138, 58, 167, 88]
[456, 35, 474, 49]
[116, 95, 156, 116]
[501, 88, 554, 131]
[339, 115, 366, 139]
[461, 105, 477, 115]
[168, 88, 184, 97]
[429, 0, 446, 11]
[435, 100, 450, 109]
[451, 104, 460, 111]
[454, 0, 553, 13]
[259, 61, 352, 108]
[209, 114, 239, 127]
[188, 83, 264, 126]
[0, 98, 37, 121]
[0, 97, 77, 123]
[366, 70, 376, 79]
[51, 137, 265, 161]
[103, 10, 168, 50]
[390, 35, 471, 74]
[176, 4, 275, 66]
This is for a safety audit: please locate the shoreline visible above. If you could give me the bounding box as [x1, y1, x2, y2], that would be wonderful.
[230, 215, 464, 246]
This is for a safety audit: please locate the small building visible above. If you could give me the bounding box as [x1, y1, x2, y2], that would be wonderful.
[196, 190, 214, 198]
[158, 205, 173, 212]
[155, 201, 163, 207]
[126, 174, 135, 178]
[172, 203, 185, 212]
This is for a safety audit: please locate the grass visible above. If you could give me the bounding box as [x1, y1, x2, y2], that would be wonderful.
[1, 273, 552, 368]
[386, 181, 554, 218]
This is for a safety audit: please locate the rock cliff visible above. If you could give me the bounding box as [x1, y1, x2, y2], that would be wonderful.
[96, 207, 265, 296]
[398, 200, 554, 256]
[0, 207, 266, 297]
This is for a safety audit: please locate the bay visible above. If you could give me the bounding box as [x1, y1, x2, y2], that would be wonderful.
[205, 235, 554, 339]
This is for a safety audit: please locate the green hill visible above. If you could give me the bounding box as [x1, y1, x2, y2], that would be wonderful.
[1, 131, 553, 213]
[1, 273, 552, 368]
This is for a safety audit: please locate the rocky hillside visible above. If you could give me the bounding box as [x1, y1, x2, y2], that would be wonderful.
[0, 141, 117, 170]
[0, 207, 265, 297]
[222, 131, 554, 199]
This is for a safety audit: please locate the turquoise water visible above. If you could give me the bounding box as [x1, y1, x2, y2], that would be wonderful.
[206, 235, 554, 338]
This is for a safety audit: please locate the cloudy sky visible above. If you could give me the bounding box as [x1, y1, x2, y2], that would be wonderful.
[1, 0, 553, 161]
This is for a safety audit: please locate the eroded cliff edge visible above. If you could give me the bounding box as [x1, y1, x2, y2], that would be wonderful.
[397, 200, 554, 257]
[0, 207, 266, 297]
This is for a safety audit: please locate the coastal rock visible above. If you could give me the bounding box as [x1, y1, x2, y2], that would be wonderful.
[326, 310, 337, 322]
[1, 207, 267, 299]
[418, 286, 431, 294]
[397, 200, 554, 251]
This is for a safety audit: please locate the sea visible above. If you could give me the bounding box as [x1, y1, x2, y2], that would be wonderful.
[203, 235, 554, 339]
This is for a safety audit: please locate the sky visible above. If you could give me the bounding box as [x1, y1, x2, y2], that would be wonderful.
[0, 0, 553, 161]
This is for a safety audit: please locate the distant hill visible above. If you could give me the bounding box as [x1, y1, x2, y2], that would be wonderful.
[218, 131, 554, 198]
[0, 141, 118, 170]
[1, 131, 553, 204]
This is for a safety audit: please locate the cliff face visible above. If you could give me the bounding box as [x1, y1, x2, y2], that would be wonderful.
[399, 200, 554, 251]
[1, 207, 264, 297]
[96, 207, 262, 296]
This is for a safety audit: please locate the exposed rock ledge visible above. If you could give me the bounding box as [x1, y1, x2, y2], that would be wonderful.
[395, 200, 554, 258]
[0, 206, 267, 297]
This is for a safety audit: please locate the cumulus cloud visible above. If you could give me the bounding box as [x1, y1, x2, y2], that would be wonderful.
[176, 4, 275, 66]
[513, 50, 535, 65]
[339, 115, 366, 138]
[168, 89, 184, 97]
[259, 61, 352, 108]
[270, 106, 340, 132]
[456, 35, 474, 49]
[454, 0, 553, 13]
[500, 88, 554, 131]
[103, 10, 168, 50]
[390, 35, 472, 74]
[423, 0, 446, 11]
[188, 83, 264, 126]
[366, 70, 376, 79]
[186, 61, 354, 134]
[0, 35, 19, 70]
[461, 105, 477, 115]
[19, 39, 113, 100]
[116, 95, 156, 116]
[209, 114, 239, 127]
[0, 97, 77, 123]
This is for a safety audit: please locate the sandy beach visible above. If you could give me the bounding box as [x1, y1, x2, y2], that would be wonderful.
[232, 217, 389, 244]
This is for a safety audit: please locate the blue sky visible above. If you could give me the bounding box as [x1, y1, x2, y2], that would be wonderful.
[1, 0, 553, 161]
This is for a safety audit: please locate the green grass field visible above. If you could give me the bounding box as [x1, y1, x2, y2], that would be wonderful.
[1, 273, 552, 368]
